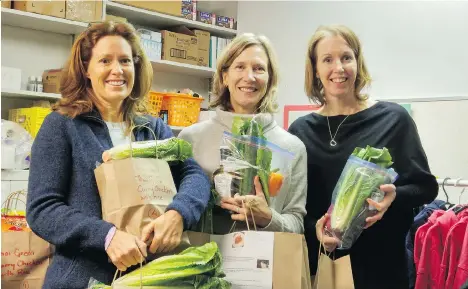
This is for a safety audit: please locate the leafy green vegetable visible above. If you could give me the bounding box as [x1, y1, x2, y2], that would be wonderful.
[89, 243, 231, 288]
[230, 117, 273, 204]
[194, 275, 232, 289]
[331, 146, 395, 232]
[256, 134, 272, 205]
[351, 146, 393, 167]
[116, 242, 224, 286]
[102, 138, 193, 163]
[239, 119, 260, 196]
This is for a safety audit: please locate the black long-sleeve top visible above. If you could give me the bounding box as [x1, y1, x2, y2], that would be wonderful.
[288, 101, 438, 289]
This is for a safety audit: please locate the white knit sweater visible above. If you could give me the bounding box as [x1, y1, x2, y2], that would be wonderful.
[179, 108, 307, 234]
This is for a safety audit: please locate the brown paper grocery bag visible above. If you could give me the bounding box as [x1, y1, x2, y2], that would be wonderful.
[1, 231, 51, 289]
[186, 231, 312, 289]
[1, 190, 51, 289]
[95, 157, 178, 237]
[313, 252, 354, 289]
[273, 232, 312, 289]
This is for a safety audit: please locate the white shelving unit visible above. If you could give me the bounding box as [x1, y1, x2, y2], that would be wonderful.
[1, 89, 61, 100]
[151, 60, 215, 78]
[106, 1, 237, 38]
[1, 7, 88, 35]
[1, 1, 236, 132]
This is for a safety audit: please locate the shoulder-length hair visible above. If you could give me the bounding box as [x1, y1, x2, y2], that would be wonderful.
[305, 25, 372, 106]
[53, 21, 153, 130]
[210, 33, 280, 113]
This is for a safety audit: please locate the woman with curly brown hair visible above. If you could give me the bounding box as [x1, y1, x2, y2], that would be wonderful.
[26, 21, 210, 288]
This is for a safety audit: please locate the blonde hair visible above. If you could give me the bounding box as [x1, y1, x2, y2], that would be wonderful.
[305, 25, 371, 105]
[54, 21, 153, 131]
[210, 33, 279, 113]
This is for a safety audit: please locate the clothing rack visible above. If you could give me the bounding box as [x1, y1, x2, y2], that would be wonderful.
[437, 178, 468, 188]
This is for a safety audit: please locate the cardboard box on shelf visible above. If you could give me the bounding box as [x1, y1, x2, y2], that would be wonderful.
[181, 0, 196, 20]
[106, 14, 127, 23]
[13, 1, 66, 19]
[216, 15, 235, 29]
[137, 29, 162, 62]
[113, 0, 182, 17]
[42, 69, 63, 94]
[161, 26, 198, 66]
[197, 11, 216, 25]
[193, 30, 210, 67]
[1, 1, 11, 8]
[66, 0, 103, 22]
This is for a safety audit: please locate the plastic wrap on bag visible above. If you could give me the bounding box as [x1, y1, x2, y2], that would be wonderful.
[213, 131, 294, 205]
[87, 278, 108, 289]
[325, 147, 398, 250]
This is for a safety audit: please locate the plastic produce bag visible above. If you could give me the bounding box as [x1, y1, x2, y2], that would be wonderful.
[213, 131, 294, 205]
[325, 146, 398, 249]
[1, 119, 33, 169]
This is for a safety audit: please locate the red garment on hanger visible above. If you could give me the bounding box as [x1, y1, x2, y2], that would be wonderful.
[453, 220, 468, 289]
[415, 210, 458, 289]
[439, 212, 468, 289]
[414, 210, 445, 268]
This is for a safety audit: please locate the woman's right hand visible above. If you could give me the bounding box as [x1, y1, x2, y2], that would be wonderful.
[316, 214, 340, 252]
[105, 230, 147, 271]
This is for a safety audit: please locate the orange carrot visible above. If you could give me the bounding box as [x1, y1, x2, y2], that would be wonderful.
[268, 172, 284, 197]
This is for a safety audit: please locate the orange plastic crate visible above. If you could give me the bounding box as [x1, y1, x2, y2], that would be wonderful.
[161, 93, 203, 127]
[147, 91, 164, 117]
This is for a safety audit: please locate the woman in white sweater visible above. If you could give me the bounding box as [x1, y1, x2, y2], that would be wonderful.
[179, 33, 307, 234]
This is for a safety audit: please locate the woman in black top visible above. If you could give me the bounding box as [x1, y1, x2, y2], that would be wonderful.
[288, 25, 438, 289]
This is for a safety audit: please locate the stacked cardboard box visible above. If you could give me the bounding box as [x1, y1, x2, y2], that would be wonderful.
[161, 26, 210, 67]
[13, 0, 103, 22]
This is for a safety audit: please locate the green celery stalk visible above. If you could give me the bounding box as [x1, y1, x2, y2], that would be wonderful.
[256, 135, 272, 204]
[331, 146, 394, 232]
[238, 120, 259, 195]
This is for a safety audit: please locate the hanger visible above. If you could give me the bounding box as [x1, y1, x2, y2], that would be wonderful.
[442, 178, 455, 210]
[455, 178, 466, 204]
[453, 178, 467, 214]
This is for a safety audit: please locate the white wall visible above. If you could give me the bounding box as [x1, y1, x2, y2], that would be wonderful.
[237, 1, 468, 125]
[409, 100, 468, 204]
[1, 26, 72, 90]
[237, 1, 468, 204]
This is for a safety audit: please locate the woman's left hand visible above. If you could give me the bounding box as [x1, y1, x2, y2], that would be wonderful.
[364, 184, 397, 229]
[141, 210, 184, 254]
[220, 176, 272, 228]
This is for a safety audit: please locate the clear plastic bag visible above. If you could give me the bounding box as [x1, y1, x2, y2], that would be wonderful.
[325, 155, 398, 250]
[87, 277, 108, 289]
[213, 131, 295, 205]
[1, 119, 33, 169]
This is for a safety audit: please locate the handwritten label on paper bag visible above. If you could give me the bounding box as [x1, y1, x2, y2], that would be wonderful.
[1, 232, 49, 282]
[134, 159, 177, 204]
